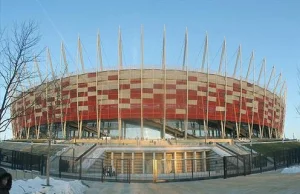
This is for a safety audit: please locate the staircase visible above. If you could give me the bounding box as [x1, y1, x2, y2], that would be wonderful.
[85, 151, 107, 173]
[81, 147, 106, 172]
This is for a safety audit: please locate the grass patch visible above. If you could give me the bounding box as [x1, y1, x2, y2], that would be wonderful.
[244, 142, 300, 157]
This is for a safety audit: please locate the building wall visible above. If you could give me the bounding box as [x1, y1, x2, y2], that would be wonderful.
[11, 69, 285, 137]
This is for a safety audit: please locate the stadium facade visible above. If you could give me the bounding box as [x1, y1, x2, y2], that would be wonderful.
[10, 28, 286, 140]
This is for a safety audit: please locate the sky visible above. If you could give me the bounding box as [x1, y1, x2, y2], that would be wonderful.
[0, 0, 300, 139]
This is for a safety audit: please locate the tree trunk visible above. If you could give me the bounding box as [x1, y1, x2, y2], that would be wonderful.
[46, 138, 51, 185]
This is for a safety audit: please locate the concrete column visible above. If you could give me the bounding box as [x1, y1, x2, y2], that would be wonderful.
[202, 151, 206, 172]
[124, 122, 126, 139]
[199, 122, 202, 137]
[184, 152, 187, 173]
[193, 151, 197, 172]
[132, 152, 134, 174]
[121, 152, 124, 174]
[174, 152, 177, 174]
[118, 118, 122, 140]
[142, 152, 145, 174]
[153, 152, 156, 160]
[184, 119, 188, 140]
[111, 152, 114, 168]
[164, 152, 167, 174]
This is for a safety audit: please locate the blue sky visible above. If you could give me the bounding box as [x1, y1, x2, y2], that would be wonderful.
[1, 0, 300, 139]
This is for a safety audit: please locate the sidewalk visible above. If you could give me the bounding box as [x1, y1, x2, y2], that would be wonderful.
[83, 171, 300, 194]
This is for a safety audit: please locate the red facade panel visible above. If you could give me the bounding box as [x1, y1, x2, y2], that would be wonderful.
[188, 76, 197, 81]
[131, 79, 141, 84]
[88, 72, 96, 78]
[12, 70, 284, 137]
[154, 84, 163, 89]
[166, 84, 176, 89]
[143, 88, 153, 93]
[108, 75, 118, 80]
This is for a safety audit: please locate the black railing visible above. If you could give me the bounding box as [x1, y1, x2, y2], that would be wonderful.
[0, 148, 46, 175]
[1, 147, 300, 182]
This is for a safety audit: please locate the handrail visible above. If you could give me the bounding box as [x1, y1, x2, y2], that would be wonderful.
[75, 143, 97, 162]
[216, 143, 242, 156]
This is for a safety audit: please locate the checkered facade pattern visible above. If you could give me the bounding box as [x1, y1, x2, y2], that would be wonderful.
[11, 69, 285, 138]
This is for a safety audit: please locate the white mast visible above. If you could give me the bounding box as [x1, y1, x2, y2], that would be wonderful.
[140, 25, 144, 139]
[201, 33, 208, 71]
[162, 25, 166, 139]
[182, 27, 188, 71]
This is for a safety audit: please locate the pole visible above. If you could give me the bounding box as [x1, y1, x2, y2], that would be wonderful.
[72, 147, 75, 173]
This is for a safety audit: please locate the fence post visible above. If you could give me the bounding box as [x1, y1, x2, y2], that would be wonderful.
[79, 158, 82, 180]
[192, 159, 194, 179]
[101, 159, 104, 182]
[208, 158, 210, 177]
[128, 159, 131, 184]
[236, 156, 239, 175]
[259, 153, 262, 173]
[273, 152, 277, 171]
[173, 160, 175, 180]
[43, 155, 46, 176]
[38, 155, 41, 173]
[59, 155, 62, 178]
[116, 160, 118, 181]
[298, 149, 300, 165]
[290, 150, 293, 166]
[243, 156, 246, 176]
[30, 154, 33, 171]
[223, 156, 227, 179]
[286, 149, 289, 168]
[40, 155, 44, 176]
[11, 151, 14, 169]
[248, 155, 251, 175]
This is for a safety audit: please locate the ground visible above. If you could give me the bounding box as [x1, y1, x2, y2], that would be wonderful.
[83, 171, 300, 194]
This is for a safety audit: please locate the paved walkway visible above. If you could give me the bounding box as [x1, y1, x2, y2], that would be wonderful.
[83, 171, 300, 194]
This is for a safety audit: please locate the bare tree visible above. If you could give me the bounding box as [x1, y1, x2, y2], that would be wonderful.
[0, 20, 69, 186]
[44, 49, 69, 186]
[0, 21, 42, 133]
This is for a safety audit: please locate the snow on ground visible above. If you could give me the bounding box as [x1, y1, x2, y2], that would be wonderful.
[281, 166, 300, 174]
[11, 177, 87, 194]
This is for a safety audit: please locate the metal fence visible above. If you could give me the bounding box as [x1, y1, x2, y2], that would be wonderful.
[1, 147, 300, 182]
[0, 148, 46, 175]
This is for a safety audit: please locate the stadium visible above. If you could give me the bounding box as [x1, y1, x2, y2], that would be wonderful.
[3, 28, 292, 183]
[10, 28, 286, 141]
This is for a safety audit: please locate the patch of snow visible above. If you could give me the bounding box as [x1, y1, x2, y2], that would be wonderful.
[11, 177, 87, 194]
[281, 166, 300, 174]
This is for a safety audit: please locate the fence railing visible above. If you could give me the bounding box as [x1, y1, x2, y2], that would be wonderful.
[1, 147, 300, 182]
[0, 149, 46, 175]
